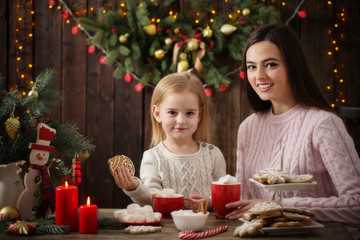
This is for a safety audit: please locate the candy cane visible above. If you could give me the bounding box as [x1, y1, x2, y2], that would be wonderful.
[178, 225, 228, 239]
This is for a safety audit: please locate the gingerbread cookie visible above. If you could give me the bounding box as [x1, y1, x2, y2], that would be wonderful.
[233, 219, 264, 237]
[282, 207, 315, 217]
[123, 225, 161, 234]
[248, 201, 282, 215]
[253, 169, 288, 184]
[286, 174, 313, 183]
[108, 155, 135, 176]
[270, 221, 304, 228]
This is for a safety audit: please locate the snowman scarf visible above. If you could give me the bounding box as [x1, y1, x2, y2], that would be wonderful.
[30, 164, 55, 217]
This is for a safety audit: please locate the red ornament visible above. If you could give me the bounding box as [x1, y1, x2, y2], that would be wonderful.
[70, 156, 82, 186]
[124, 73, 133, 83]
[239, 71, 245, 79]
[240, 21, 245, 25]
[172, 37, 177, 42]
[148, 72, 152, 76]
[48, 0, 56, 6]
[134, 83, 143, 92]
[88, 45, 96, 54]
[205, 88, 212, 97]
[62, 11, 69, 19]
[99, 56, 107, 64]
[208, 42, 215, 51]
[111, 28, 116, 33]
[147, 57, 152, 62]
[220, 84, 228, 92]
[166, 29, 171, 34]
[298, 10, 307, 18]
[157, 27, 161, 32]
[100, 18, 104, 22]
[254, 25, 258, 29]
[71, 26, 78, 35]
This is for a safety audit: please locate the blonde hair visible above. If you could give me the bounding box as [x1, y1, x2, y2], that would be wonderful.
[150, 72, 210, 147]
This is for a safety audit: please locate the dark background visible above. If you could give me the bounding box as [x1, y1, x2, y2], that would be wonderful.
[1, 0, 359, 208]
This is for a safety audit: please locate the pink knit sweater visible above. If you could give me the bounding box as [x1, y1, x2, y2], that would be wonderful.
[236, 104, 360, 238]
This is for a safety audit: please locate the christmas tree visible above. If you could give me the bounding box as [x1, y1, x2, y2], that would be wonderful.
[0, 68, 95, 186]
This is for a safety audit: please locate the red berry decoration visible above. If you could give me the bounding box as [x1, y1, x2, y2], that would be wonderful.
[298, 10, 307, 18]
[124, 73, 133, 83]
[239, 71, 245, 79]
[99, 56, 107, 64]
[220, 84, 228, 92]
[205, 88, 212, 97]
[88, 45, 96, 54]
[135, 83, 144, 92]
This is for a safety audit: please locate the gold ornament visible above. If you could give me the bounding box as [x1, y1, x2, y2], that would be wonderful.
[119, 34, 127, 43]
[220, 24, 237, 36]
[164, 37, 172, 46]
[177, 53, 189, 72]
[242, 8, 251, 16]
[187, 38, 199, 51]
[143, 24, 157, 36]
[5, 113, 20, 140]
[79, 151, 90, 160]
[154, 49, 167, 60]
[202, 28, 213, 38]
[0, 206, 21, 222]
[28, 87, 38, 99]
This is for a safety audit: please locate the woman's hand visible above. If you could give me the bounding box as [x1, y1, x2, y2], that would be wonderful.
[225, 199, 277, 220]
[111, 165, 138, 191]
[190, 195, 212, 212]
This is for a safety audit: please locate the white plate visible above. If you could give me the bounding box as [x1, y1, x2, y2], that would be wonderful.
[249, 178, 317, 191]
[258, 220, 324, 235]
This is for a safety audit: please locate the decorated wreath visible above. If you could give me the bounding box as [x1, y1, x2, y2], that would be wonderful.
[77, 0, 280, 93]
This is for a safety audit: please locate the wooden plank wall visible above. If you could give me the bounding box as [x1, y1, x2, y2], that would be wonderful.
[1, 0, 359, 208]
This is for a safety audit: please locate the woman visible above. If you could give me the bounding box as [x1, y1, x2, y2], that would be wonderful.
[226, 24, 360, 239]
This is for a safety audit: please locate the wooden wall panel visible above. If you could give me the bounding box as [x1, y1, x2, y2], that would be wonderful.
[1, 0, 359, 209]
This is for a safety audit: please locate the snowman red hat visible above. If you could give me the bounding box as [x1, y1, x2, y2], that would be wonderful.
[29, 123, 56, 152]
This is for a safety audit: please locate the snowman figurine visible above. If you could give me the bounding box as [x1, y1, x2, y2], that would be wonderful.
[17, 123, 56, 220]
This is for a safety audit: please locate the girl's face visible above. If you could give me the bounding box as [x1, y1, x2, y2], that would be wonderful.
[246, 40, 296, 114]
[153, 91, 201, 143]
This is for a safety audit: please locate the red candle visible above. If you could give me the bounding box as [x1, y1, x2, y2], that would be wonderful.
[55, 181, 78, 231]
[79, 196, 98, 234]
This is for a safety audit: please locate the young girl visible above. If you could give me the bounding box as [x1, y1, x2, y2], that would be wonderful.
[112, 72, 226, 209]
[225, 24, 360, 239]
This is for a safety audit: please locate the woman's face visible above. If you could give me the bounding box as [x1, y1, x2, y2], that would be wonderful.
[245, 40, 296, 113]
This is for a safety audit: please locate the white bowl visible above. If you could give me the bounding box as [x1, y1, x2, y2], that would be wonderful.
[171, 210, 209, 231]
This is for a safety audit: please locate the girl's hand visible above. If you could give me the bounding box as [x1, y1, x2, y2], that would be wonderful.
[225, 199, 279, 220]
[189, 195, 212, 212]
[111, 165, 138, 191]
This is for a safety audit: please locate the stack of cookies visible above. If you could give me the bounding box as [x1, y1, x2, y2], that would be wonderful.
[253, 168, 314, 184]
[234, 201, 316, 237]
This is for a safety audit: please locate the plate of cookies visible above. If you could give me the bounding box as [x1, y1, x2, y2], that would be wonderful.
[114, 203, 163, 226]
[250, 169, 317, 191]
[234, 201, 324, 237]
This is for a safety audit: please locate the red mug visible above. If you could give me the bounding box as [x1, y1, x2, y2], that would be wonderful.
[152, 195, 192, 217]
[211, 182, 241, 218]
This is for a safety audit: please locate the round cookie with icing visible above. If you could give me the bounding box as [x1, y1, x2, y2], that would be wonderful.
[108, 155, 135, 177]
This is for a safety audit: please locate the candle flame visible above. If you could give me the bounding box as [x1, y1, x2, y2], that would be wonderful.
[87, 196, 91, 206]
[65, 181, 68, 187]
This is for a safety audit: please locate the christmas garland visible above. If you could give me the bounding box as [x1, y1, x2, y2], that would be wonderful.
[77, 0, 280, 93]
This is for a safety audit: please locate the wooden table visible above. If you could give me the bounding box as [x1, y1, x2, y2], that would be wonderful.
[0, 208, 352, 239]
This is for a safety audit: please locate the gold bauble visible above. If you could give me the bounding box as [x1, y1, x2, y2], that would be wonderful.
[143, 24, 157, 36]
[242, 8, 251, 16]
[177, 60, 189, 72]
[28, 87, 38, 99]
[164, 37, 172, 46]
[79, 151, 90, 160]
[220, 24, 237, 36]
[187, 39, 199, 51]
[5, 113, 20, 140]
[154, 49, 167, 60]
[202, 28, 213, 38]
[0, 206, 21, 222]
[119, 35, 127, 43]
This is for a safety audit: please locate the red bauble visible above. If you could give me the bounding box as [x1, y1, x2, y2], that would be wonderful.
[220, 84, 228, 92]
[124, 73, 133, 83]
[298, 10, 307, 18]
[205, 88, 212, 97]
[71, 26, 78, 35]
[48, 0, 56, 6]
[239, 71, 245, 79]
[134, 83, 144, 92]
[99, 56, 107, 64]
[88, 45, 96, 54]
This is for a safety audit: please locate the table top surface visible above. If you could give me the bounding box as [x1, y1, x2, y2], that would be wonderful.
[0, 208, 352, 240]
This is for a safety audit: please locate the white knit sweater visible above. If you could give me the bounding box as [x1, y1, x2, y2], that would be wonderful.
[124, 142, 226, 206]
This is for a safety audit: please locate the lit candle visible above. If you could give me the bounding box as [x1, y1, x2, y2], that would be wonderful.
[79, 196, 98, 234]
[55, 181, 78, 231]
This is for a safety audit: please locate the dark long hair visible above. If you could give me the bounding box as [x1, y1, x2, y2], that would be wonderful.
[241, 24, 332, 112]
